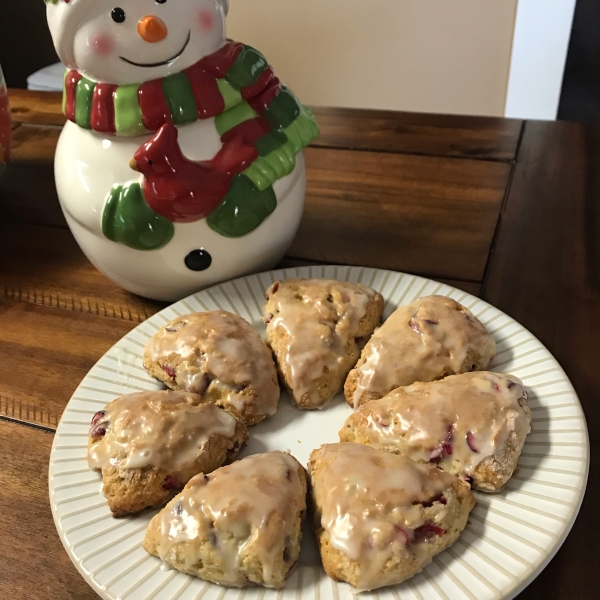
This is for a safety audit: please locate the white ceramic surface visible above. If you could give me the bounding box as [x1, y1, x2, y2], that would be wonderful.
[49, 266, 589, 600]
[47, 0, 310, 301]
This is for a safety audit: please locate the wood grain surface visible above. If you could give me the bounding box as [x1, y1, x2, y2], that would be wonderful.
[293, 146, 511, 281]
[482, 120, 599, 599]
[10, 123, 62, 166]
[8, 89, 65, 127]
[0, 299, 136, 429]
[0, 222, 164, 323]
[312, 106, 522, 161]
[1, 89, 596, 599]
[0, 420, 97, 599]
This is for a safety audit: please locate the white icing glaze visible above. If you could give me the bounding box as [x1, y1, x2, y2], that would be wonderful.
[145, 311, 279, 420]
[156, 451, 306, 587]
[351, 295, 496, 407]
[264, 278, 378, 407]
[310, 443, 459, 591]
[345, 372, 530, 476]
[87, 391, 236, 473]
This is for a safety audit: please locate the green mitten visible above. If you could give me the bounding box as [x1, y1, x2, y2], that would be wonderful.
[102, 183, 174, 251]
[207, 174, 277, 237]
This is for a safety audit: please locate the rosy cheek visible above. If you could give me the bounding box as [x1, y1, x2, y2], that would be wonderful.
[198, 9, 215, 31]
[90, 33, 115, 57]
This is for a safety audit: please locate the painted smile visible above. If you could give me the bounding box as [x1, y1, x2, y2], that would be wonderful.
[119, 30, 191, 68]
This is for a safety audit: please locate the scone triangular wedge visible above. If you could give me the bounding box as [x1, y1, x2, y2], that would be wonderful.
[345, 295, 496, 407]
[308, 443, 475, 591]
[87, 391, 248, 517]
[340, 372, 531, 491]
[143, 311, 280, 425]
[144, 451, 307, 588]
[264, 278, 383, 408]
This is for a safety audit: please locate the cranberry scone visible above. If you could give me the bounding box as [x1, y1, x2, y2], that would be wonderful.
[308, 443, 475, 591]
[143, 311, 279, 425]
[88, 391, 247, 517]
[345, 295, 496, 408]
[264, 278, 383, 409]
[340, 372, 531, 491]
[143, 451, 307, 588]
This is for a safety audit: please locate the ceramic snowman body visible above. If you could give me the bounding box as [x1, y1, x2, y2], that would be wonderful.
[46, 0, 318, 301]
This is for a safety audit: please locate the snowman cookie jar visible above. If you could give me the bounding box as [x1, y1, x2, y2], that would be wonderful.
[46, 0, 319, 301]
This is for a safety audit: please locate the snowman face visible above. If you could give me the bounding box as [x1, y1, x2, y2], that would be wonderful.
[62, 0, 227, 84]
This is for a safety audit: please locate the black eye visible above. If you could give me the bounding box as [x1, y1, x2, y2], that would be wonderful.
[111, 8, 126, 23]
[185, 249, 212, 272]
[156, 0, 167, 4]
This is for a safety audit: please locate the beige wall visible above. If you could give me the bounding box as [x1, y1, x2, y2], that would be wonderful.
[227, 0, 518, 117]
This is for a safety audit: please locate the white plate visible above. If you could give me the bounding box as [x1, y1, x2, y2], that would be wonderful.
[49, 266, 589, 600]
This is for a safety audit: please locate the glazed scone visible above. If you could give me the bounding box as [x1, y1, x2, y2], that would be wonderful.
[340, 372, 531, 491]
[308, 443, 475, 591]
[88, 391, 248, 517]
[345, 295, 496, 408]
[143, 311, 279, 425]
[264, 278, 383, 408]
[143, 451, 307, 588]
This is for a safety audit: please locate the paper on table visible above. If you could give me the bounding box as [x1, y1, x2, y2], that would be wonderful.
[27, 62, 65, 92]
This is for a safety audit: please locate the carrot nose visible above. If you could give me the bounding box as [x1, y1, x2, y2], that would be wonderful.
[137, 16, 168, 43]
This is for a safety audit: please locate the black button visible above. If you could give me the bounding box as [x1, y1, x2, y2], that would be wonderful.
[111, 8, 126, 23]
[185, 249, 212, 272]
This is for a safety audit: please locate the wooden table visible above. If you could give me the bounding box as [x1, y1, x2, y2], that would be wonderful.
[0, 89, 597, 599]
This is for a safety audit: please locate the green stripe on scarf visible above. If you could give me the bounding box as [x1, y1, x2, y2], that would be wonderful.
[217, 79, 243, 111]
[225, 46, 268, 89]
[75, 77, 96, 129]
[263, 86, 301, 131]
[65, 42, 319, 195]
[284, 106, 320, 153]
[114, 85, 147, 136]
[163, 72, 197, 126]
[243, 141, 296, 190]
[215, 102, 258, 137]
[255, 130, 288, 157]
[243, 108, 318, 190]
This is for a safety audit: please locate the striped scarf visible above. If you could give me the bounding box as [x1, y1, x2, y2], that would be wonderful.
[64, 42, 319, 191]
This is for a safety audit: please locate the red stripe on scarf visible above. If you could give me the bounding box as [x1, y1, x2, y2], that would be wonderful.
[220, 116, 272, 146]
[65, 70, 82, 123]
[247, 77, 281, 114]
[184, 62, 224, 119]
[198, 41, 243, 77]
[90, 83, 117, 134]
[139, 79, 172, 131]
[241, 66, 275, 101]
